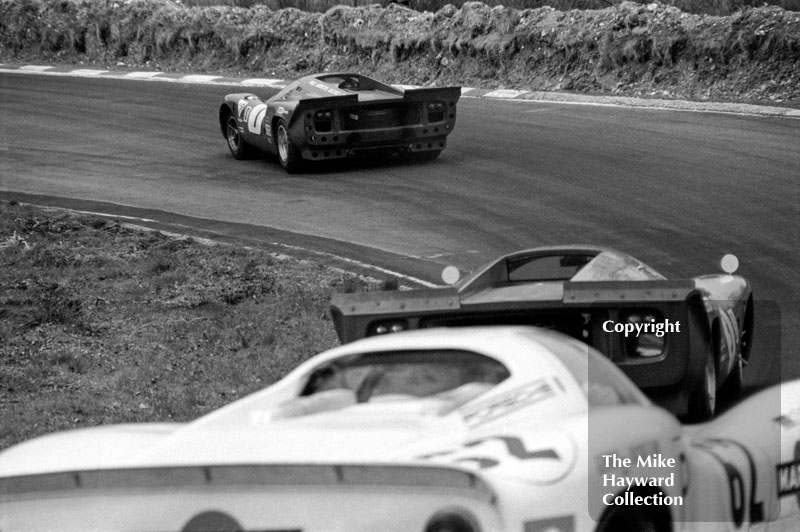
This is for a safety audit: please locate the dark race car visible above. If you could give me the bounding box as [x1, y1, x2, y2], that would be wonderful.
[219, 73, 460, 173]
[330, 246, 755, 421]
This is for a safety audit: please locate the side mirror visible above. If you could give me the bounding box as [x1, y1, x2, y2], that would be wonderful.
[720, 254, 739, 274]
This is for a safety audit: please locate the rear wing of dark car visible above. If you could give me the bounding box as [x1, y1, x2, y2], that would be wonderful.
[330, 287, 461, 343]
[330, 280, 713, 391]
[291, 87, 461, 116]
[400, 86, 462, 103]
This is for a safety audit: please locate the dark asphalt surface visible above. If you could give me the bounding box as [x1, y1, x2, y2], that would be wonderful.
[1, 72, 798, 392]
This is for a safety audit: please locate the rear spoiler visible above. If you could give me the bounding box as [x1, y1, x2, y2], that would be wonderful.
[400, 86, 462, 103]
[331, 287, 460, 316]
[291, 86, 461, 114]
[0, 463, 493, 501]
[330, 288, 460, 343]
[331, 280, 701, 342]
[562, 280, 697, 303]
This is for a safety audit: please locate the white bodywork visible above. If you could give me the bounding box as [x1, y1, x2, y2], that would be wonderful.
[0, 327, 797, 532]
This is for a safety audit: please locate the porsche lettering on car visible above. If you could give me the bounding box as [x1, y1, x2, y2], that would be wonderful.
[0, 327, 796, 532]
[330, 246, 754, 421]
[219, 73, 461, 173]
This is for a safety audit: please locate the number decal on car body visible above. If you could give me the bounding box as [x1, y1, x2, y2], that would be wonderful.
[417, 435, 559, 470]
[719, 308, 740, 360]
[698, 438, 765, 527]
[247, 103, 268, 134]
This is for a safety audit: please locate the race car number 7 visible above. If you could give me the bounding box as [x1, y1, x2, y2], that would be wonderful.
[246, 104, 268, 135]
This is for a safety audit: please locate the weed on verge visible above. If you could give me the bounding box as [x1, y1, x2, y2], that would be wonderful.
[0, 201, 384, 450]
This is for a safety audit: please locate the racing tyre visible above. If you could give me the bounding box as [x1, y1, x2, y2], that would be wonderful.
[687, 352, 716, 422]
[275, 119, 302, 173]
[740, 296, 754, 362]
[718, 351, 743, 401]
[720, 298, 753, 400]
[225, 115, 251, 160]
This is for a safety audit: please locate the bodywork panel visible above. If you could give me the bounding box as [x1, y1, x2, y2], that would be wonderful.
[0, 329, 794, 532]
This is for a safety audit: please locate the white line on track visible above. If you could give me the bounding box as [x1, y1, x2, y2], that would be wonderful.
[0, 67, 289, 88]
[460, 92, 800, 118]
[483, 89, 527, 99]
[123, 71, 163, 79]
[180, 74, 222, 83]
[241, 78, 286, 87]
[70, 69, 109, 76]
[271, 242, 440, 288]
[69, 209, 157, 223]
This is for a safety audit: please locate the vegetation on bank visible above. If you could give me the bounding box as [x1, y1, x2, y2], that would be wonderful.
[1, 0, 798, 103]
[180, 0, 800, 16]
[0, 201, 388, 449]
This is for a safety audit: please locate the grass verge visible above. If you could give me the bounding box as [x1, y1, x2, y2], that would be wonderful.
[0, 200, 387, 450]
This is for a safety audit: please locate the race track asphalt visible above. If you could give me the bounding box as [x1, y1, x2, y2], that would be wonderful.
[1, 71, 798, 393]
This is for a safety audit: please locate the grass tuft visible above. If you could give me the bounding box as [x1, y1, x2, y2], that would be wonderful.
[30, 281, 84, 328]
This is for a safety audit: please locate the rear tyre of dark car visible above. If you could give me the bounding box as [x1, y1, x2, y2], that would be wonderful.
[719, 301, 751, 401]
[686, 350, 716, 422]
[275, 119, 303, 173]
[718, 353, 743, 401]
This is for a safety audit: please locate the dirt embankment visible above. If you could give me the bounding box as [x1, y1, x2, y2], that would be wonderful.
[1, 0, 798, 103]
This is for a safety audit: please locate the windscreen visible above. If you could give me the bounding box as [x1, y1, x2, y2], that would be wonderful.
[301, 350, 509, 403]
[507, 253, 596, 282]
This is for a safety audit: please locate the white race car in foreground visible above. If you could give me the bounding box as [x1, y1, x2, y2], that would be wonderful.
[0, 327, 798, 532]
